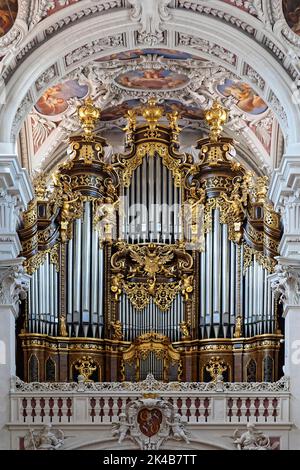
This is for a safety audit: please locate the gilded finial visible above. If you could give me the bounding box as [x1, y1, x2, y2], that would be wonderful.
[142, 98, 163, 132]
[77, 97, 100, 136]
[205, 100, 228, 142]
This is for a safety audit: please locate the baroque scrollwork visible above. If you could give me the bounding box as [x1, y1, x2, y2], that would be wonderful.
[111, 242, 194, 311]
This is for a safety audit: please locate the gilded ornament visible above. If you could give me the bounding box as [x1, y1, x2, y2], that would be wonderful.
[74, 356, 97, 382]
[77, 97, 100, 136]
[111, 320, 124, 341]
[179, 321, 191, 340]
[205, 356, 228, 381]
[142, 98, 163, 132]
[204, 100, 229, 142]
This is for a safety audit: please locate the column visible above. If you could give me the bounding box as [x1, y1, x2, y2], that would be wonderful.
[269, 145, 300, 450]
[0, 148, 33, 450]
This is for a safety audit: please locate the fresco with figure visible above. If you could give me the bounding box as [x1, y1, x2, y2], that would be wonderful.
[100, 99, 204, 122]
[35, 80, 88, 116]
[115, 69, 189, 90]
[282, 0, 300, 35]
[217, 79, 268, 115]
[0, 0, 18, 37]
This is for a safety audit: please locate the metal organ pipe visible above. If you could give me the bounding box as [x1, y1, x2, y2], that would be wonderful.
[213, 209, 221, 337]
[205, 231, 212, 337]
[222, 224, 230, 338]
[82, 202, 91, 332]
[155, 157, 161, 241]
[73, 218, 81, 326]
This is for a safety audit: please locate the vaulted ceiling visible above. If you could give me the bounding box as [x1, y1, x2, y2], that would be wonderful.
[1, 1, 299, 177]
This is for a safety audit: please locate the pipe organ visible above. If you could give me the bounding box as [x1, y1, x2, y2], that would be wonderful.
[18, 98, 283, 384]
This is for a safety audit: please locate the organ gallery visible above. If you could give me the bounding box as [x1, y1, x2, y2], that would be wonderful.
[17, 98, 283, 384]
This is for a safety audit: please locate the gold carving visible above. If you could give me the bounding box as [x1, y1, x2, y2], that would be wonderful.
[59, 314, 68, 337]
[111, 320, 124, 341]
[74, 355, 97, 382]
[77, 97, 100, 136]
[204, 101, 229, 142]
[234, 316, 243, 338]
[142, 98, 163, 133]
[111, 242, 194, 311]
[205, 356, 228, 381]
[180, 321, 191, 340]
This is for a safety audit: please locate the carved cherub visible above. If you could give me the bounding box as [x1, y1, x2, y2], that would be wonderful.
[179, 320, 191, 339]
[180, 274, 194, 301]
[24, 424, 64, 450]
[167, 413, 190, 444]
[112, 413, 134, 444]
[111, 273, 124, 301]
[111, 320, 124, 341]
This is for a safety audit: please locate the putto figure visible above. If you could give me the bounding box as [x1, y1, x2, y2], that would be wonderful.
[112, 413, 134, 443]
[24, 424, 64, 450]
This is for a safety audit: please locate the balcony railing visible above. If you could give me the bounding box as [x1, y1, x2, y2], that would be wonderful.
[10, 375, 290, 426]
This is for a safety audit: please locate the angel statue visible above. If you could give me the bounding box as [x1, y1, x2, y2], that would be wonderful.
[112, 413, 134, 444]
[167, 413, 191, 444]
[233, 423, 274, 450]
[24, 424, 64, 450]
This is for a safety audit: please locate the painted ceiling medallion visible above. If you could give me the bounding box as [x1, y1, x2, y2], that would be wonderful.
[282, 0, 300, 36]
[115, 69, 189, 90]
[35, 80, 88, 116]
[100, 99, 203, 122]
[217, 79, 268, 115]
[0, 0, 18, 37]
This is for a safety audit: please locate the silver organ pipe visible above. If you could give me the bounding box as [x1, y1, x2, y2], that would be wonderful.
[73, 218, 81, 327]
[200, 248, 206, 339]
[149, 156, 154, 241]
[67, 238, 73, 333]
[244, 266, 249, 337]
[91, 229, 98, 321]
[141, 158, 147, 242]
[156, 156, 162, 239]
[119, 295, 184, 342]
[98, 247, 104, 338]
[162, 165, 168, 242]
[205, 231, 212, 337]
[123, 157, 181, 244]
[230, 241, 236, 337]
[213, 209, 221, 337]
[222, 224, 229, 337]
[82, 202, 91, 331]
[27, 257, 58, 336]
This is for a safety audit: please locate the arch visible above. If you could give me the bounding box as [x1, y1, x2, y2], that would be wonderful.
[28, 354, 39, 382]
[1, 7, 299, 144]
[263, 355, 274, 382]
[246, 359, 257, 382]
[45, 356, 56, 382]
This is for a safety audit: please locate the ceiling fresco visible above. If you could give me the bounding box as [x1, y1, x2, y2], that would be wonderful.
[282, 0, 300, 36]
[35, 80, 88, 116]
[100, 99, 204, 122]
[217, 79, 268, 115]
[115, 69, 189, 90]
[46, 0, 80, 17]
[0, 0, 18, 37]
[26, 44, 279, 175]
